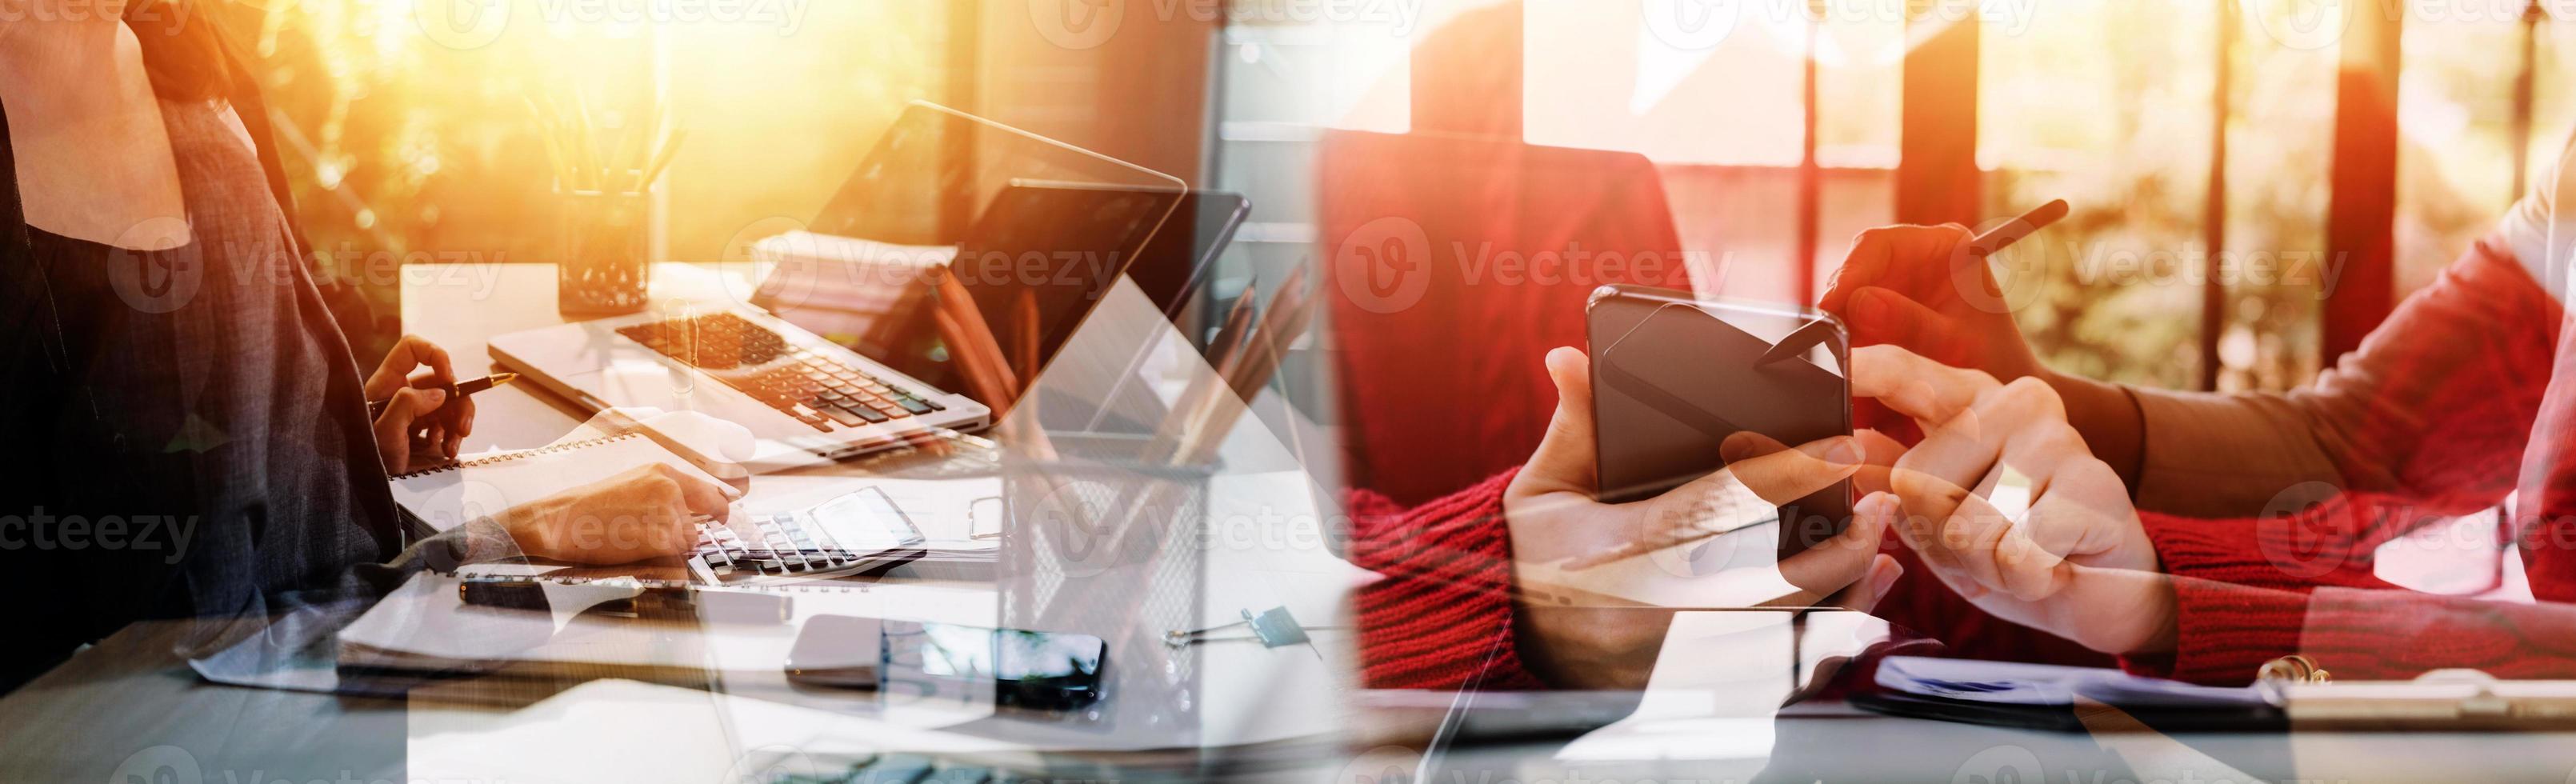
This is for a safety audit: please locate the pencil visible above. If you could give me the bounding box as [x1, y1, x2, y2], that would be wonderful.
[1221, 265, 1308, 399]
[1147, 279, 1260, 461]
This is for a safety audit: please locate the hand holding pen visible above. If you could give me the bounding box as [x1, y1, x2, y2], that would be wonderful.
[1818, 199, 2067, 386]
[362, 334, 514, 474]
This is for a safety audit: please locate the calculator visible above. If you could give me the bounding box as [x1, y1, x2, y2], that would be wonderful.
[689, 486, 926, 585]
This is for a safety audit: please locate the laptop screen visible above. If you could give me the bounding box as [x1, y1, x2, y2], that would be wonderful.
[763, 182, 1182, 414]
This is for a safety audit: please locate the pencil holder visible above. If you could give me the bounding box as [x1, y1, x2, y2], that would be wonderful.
[557, 187, 650, 318]
[997, 434, 1214, 741]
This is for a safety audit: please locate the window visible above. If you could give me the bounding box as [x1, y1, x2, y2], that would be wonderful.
[1980, 1, 2218, 390]
[225, 1, 954, 354]
[1520, 1, 1902, 303]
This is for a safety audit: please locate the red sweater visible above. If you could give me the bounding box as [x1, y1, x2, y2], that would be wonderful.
[1347, 237, 2576, 689]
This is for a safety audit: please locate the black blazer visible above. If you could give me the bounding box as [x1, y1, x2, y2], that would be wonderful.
[0, 45, 390, 690]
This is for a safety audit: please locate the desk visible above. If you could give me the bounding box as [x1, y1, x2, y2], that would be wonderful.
[2, 261, 1364, 781]
[16, 262, 2576, 782]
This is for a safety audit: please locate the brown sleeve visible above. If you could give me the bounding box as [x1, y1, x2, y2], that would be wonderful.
[2126, 237, 2562, 518]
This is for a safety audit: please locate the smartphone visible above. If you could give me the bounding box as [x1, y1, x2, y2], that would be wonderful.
[880, 619, 1107, 713]
[1585, 285, 1854, 561]
[786, 615, 1110, 712]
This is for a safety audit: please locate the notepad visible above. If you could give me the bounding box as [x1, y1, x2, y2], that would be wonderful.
[389, 432, 727, 532]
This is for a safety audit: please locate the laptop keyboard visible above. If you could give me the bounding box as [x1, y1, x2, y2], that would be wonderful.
[616, 313, 946, 432]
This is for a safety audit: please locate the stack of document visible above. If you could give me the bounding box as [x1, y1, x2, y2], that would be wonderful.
[1874, 656, 2262, 709]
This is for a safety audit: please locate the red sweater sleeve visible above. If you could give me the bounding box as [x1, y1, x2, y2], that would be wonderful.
[2125, 494, 2576, 684]
[1342, 469, 1547, 690]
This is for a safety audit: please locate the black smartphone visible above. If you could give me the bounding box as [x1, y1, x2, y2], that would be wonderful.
[786, 615, 1110, 713]
[879, 619, 1107, 713]
[1585, 284, 1854, 561]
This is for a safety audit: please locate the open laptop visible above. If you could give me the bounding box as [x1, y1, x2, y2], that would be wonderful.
[1125, 190, 1250, 341]
[493, 180, 1182, 472]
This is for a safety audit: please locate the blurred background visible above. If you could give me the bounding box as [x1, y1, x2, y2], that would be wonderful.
[213, 0, 2570, 394]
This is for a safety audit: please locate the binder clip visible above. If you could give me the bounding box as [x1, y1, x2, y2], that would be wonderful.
[1165, 606, 1322, 649]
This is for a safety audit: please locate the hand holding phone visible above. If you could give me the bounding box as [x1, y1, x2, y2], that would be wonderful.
[1585, 285, 1855, 560]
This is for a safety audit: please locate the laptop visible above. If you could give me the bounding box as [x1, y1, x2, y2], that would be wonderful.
[492, 178, 1184, 472]
[1124, 190, 1251, 340]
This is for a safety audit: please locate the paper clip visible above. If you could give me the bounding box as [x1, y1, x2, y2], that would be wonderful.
[1165, 606, 1334, 648]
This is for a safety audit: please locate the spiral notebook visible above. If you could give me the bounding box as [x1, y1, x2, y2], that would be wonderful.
[388, 432, 727, 533]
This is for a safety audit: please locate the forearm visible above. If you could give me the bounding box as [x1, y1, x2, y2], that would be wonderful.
[2040, 368, 2329, 518]
[2046, 370, 2146, 492]
[2042, 238, 2555, 518]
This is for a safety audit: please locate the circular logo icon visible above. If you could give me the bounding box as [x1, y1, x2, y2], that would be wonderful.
[1947, 219, 2050, 318]
[1333, 745, 1425, 784]
[109, 746, 202, 784]
[2254, 481, 2349, 579]
[1951, 743, 2045, 784]
[1028, 0, 1124, 50]
[414, 0, 510, 51]
[2242, 0, 2350, 52]
[1640, 0, 1743, 51]
[1642, 478, 1758, 580]
[714, 216, 818, 311]
[718, 745, 821, 784]
[1332, 216, 1432, 314]
[406, 477, 518, 536]
[104, 218, 202, 315]
[1019, 474, 1138, 579]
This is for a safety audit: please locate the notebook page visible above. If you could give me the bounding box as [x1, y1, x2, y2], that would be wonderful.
[389, 433, 726, 531]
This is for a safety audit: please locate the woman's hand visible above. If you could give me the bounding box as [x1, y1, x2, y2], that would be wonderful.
[1821, 224, 2150, 486]
[492, 463, 738, 565]
[1851, 344, 2177, 655]
[1500, 346, 1907, 688]
[366, 334, 474, 474]
[1820, 224, 2047, 384]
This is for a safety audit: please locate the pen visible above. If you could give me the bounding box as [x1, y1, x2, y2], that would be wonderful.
[366, 372, 517, 420]
[1966, 198, 2069, 258]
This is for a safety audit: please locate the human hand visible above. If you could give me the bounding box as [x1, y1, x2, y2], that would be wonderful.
[1501, 346, 1906, 687]
[1821, 225, 2046, 386]
[494, 464, 739, 565]
[1851, 344, 2175, 655]
[366, 334, 475, 474]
